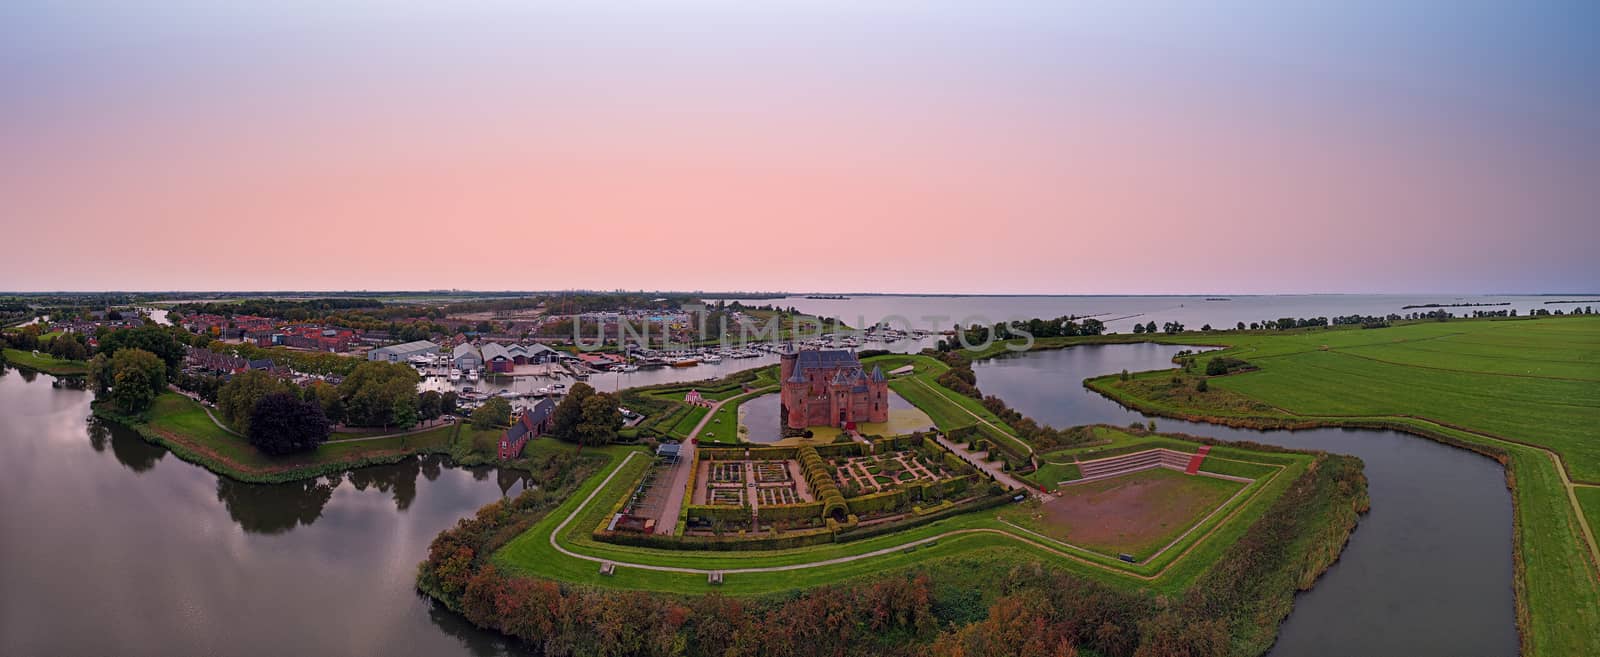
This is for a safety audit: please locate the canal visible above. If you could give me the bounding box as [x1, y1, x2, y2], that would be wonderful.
[972, 344, 1518, 657]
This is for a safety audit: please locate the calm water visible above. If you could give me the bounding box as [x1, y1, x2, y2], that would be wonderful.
[721, 293, 1565, 335]
[0, 300, 1522, 656]
[0, 367, 530, 657]
[973, 345, 1518, 657]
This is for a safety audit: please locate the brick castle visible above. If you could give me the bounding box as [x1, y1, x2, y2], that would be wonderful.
[779, 348, 889, 431]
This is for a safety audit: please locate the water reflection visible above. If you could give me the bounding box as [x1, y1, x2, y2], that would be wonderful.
[1, 371, 528, 656]
[105, 420, 165, 472]
[217, 476, 337, 534]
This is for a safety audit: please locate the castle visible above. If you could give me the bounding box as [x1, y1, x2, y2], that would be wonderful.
[779, 348, 889, 431]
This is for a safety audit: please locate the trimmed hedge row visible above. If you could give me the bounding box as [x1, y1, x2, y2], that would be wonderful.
[686, 504, 751, 524]
[835, 490, 1013, 543]
[798, 446, 848, 520]
[757, 501, 826, 523]
[598, 525, 836, 551]
[845, 489, 907, 515]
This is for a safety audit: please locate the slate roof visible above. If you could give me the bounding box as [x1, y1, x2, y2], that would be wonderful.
[480, 343, 510, 361]
[870, 365, 886, 382]
[524, 398, 557, 425]
[794, 349, 861, 371]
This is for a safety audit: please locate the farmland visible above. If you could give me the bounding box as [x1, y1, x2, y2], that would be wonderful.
[1088, 316, 1600, 657]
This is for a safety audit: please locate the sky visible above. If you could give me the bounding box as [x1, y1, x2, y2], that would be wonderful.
[2, 1, 1597, 294]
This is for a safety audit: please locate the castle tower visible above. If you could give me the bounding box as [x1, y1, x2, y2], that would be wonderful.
[779, 345, 798, 384]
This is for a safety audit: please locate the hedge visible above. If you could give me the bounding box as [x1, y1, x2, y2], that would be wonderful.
[757, 501, 827, 523]
[844, 489, 907, 515]
[799, 446, 849, 520]
[597, 526, 836, 551]
[835, 492, 1014, 543]
[686, 504, 751, 524]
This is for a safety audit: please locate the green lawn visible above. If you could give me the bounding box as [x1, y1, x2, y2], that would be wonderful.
[115, 393, 458, 482]
[666, 405, 710, 440]
[878, 354, 1033, 458]
[491, 432, 1312, 597]
[3, 348, 88, 375]
[1085, 316, 1600, 657]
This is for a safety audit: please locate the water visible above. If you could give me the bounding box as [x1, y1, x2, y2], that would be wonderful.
[0, 302, 1524, 656]
[716, 293, 1566, 335]
[972, 344, 1518, 657]
[0, 367, 529, 657]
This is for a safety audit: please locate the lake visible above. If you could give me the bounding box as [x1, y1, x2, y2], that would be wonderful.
[0, 368, 530, 657]
[714, 293, 1564, 336]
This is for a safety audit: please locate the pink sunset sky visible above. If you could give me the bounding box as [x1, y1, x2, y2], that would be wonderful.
[2, 2, 1596, 294]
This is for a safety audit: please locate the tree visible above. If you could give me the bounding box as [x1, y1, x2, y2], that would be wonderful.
[419, 390, 443, 421]
[1196, 378, 1209, 392]
[441, 391, 459, 416]
[1132, 323, 1145, 334]
[337, 360, 422, 427]
[475, 320, 493, 334]
[96, 324, 187, 373]
[306, 381, 345, 425]
[218, 369, 296, 434]
[107, 347, 166, 413]
[1236, 321, 1246, 331]
[1200, 324, 1212, 332]
[247, 392, 332, 455]
[1144, 321, 1157, 334]
[472, 397, 512, 430]
[576, 392, 623, 447]
[550, 382, 596, 442]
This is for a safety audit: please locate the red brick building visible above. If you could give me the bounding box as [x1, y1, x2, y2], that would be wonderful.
[779, 348, 888, 430]
[499, 398, 556, 459]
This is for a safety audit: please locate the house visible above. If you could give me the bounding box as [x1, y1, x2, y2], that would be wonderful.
[247, 358, 277, 372]
[453, 343, 483, 371]
[480, 343, 514, 373]
[778, 348, 889, 430]
[499, 398, 557, 459]
[684, 389, 711, 407]
[368, 340, 441, 362]
[184, 346, 246, 374]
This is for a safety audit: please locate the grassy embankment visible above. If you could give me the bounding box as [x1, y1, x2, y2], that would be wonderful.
[876, 353, 1034, 459]
[1080, 316, 1600, 657]
[490, 427, 1316, 597]
[95, 392, 461, 483]
[3, 348, 88, 376]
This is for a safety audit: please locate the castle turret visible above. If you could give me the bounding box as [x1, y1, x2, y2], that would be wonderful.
[779, 344, 798, 384]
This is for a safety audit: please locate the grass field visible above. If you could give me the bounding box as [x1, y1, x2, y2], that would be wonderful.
[491, 432, 1311, 597]
[666, 405, 710, 439]
[1002, 467, 1245, 559]
[1085, 316, 1600, 657]
[106, 393, 458, 482]
[3, 348, 88, 375]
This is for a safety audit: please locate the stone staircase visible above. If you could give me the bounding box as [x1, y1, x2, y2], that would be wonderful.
[1069, 448, 1198, 485]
